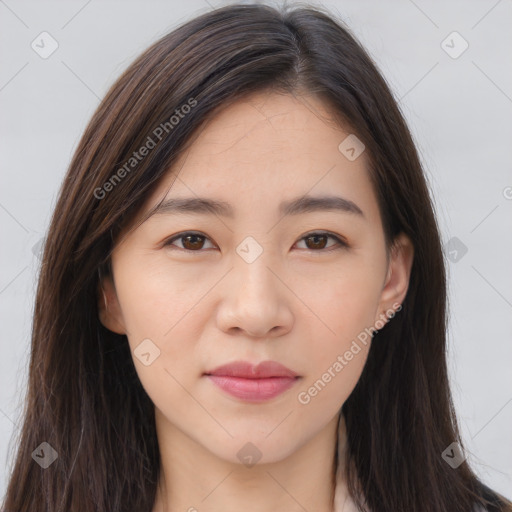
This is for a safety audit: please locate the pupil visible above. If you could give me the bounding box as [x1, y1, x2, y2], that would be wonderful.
[308, 235, 326, 249]
[184, 235, 203, 250]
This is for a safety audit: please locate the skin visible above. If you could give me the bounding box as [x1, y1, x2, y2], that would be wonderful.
[98, 90, 414, 512]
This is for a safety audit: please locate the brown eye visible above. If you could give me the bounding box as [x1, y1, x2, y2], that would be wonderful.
[304, 234, 328, 250]
[181, 234, 206, 250]
[164, 231, 347, 253]
[165, 232, 215, 251]
[296, 232, 347, 251]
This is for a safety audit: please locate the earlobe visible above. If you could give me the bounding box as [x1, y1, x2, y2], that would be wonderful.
[97, 274, 127, 335]
[376, 232, 414, 323]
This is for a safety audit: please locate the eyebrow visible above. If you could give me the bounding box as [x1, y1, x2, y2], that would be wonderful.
[148, 194, 365, 219]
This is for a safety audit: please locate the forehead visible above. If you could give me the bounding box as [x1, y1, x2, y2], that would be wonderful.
[144, 91, 381, 227]
[186, 91, 355, 172]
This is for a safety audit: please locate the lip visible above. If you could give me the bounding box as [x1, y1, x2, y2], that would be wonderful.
[204, 360, 301, 402]
[206, 360, 299, 379]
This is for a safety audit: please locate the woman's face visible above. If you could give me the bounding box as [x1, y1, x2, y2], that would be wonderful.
[99, 91, 413, 464]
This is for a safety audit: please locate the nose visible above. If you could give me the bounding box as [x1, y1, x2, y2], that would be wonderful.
[215, 250, 294, 339]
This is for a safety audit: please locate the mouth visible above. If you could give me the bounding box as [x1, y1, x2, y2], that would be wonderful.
[204, 360, 301, 402]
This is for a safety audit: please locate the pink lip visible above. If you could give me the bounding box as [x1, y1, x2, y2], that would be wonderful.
[204, 360, 300, 402]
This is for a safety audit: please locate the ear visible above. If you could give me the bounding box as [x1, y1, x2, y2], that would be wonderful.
[375, 232, 414, 324]
[97, 273, 127, 335]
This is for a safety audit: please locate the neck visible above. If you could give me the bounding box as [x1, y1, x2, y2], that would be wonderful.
[152, 411, 351, 512]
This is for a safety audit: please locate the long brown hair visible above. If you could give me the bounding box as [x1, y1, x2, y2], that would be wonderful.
[2, 3, 510, 511]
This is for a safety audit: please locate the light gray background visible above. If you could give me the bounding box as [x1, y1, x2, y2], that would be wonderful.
[1, 0, 511, 501]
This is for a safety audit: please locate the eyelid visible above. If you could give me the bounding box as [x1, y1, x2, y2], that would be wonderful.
[163, 230, 349, 252]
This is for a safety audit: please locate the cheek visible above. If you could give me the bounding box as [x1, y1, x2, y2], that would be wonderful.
[112, 257, 211, 400]
[299, 258, 382, 343]
[293, 263, 380, 406]
[296, 325, 371, 414]
[114, 265, 204, 419]
[115, 255, 210, 341]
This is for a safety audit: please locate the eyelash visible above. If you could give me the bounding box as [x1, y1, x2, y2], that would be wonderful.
[163, 230, 348, 254]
